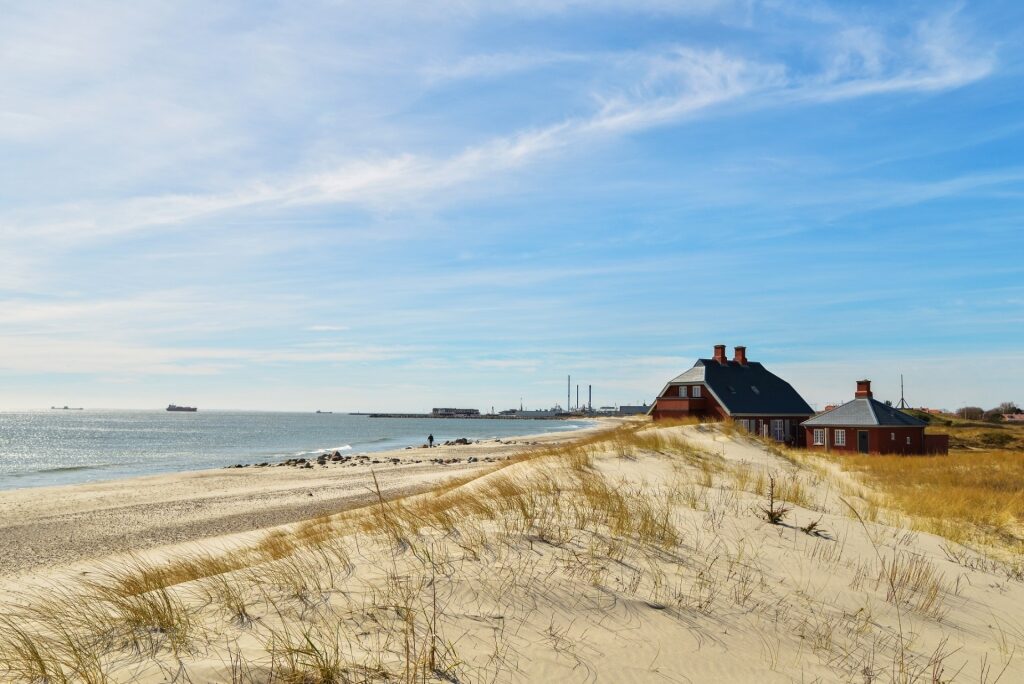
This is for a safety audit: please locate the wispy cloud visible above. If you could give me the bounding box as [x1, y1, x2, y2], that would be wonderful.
[798, 6, 994, 101]
[421, 50, 593, 83]
[0, 1, 1017, 410]
[2, 7, 995, 248]
[0, 335, 413, 375]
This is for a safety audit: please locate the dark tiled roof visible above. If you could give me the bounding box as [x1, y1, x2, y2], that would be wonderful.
[802, 398, 927, 427]
[659, 359, 813, 417]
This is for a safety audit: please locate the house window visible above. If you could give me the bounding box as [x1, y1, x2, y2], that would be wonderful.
[891, 432, 895, 441]
[678, 386, 687, 397]
[813, 428, 825, 445]
[751, 385, 760, 394]
[906, 436, 911, 445]
[834, 429, 846, 446]
[692, 386, 701, 398]
[771, 419, 785, 441]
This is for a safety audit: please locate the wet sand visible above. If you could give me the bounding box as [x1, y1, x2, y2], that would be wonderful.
[0, 421, 612, 579]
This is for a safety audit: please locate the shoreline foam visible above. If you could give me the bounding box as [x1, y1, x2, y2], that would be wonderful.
[0, 419, 615, 580]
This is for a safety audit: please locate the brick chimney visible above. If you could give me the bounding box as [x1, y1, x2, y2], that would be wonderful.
[713, 344, 727, 364]
[855, 379, 872, 399]
[733, 346, 747, 365]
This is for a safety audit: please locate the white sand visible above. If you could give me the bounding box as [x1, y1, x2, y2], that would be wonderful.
[0, 421, 611, 580]
[2, 420, 1022, 683]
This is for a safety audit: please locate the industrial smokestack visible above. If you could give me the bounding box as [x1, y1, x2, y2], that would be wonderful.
[588, 385, 592, 412]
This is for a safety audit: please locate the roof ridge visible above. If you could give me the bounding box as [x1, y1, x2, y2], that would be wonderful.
[871, 398, 927, 426]
[865, 398, 881, 426]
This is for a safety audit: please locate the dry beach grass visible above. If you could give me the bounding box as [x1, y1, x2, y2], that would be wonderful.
[1, 420, 1023, 682]
[761, 419, 1024, 555]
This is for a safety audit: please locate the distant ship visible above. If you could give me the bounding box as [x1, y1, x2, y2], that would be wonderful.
[166, 404, 198, 412]
[315, 410, 333, 414]
[51, 405, 83, 410]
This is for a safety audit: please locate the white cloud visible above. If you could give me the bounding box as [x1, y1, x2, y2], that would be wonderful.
[1, 6, 995, 251]
[0, 1, 1010, 410]
[421, 50, 592, 83]
[798, 6, 994, 101]
[0, 334, 411, 376]
[0, 47, 774, 246]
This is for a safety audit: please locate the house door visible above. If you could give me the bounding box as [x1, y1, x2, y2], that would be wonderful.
[857, 431, 869, 453]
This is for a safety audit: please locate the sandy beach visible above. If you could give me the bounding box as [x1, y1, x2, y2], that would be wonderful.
[2, 419, 1023, 683]
[0, 421, 612, 581]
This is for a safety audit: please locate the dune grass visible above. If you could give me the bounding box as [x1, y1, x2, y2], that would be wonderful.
[0, 420, 1007, 683]
[808, 448, 1024, 550]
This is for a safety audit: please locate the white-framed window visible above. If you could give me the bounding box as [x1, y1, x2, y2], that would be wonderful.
[678, 385, 687, 397]
[891, 432, 895, 441]
[834, 429, 846, 446]
[771, 419, 785, 441]
[813, 428, 825, 445]
[906, 436, 911, 445]
[692, 385, 702, 398]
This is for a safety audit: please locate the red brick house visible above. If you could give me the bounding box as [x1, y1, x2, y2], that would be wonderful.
[801, 380, 948, 455]
[648, 344, 814, 445]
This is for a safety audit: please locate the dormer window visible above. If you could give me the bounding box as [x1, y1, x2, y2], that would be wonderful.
[750, 385, 760, 395]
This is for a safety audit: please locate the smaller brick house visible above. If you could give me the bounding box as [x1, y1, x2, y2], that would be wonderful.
[648, 344, 814, 445]
[801, 380, 948, 455]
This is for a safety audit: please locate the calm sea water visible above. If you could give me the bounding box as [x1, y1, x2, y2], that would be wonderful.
[0, 411, 590, 491]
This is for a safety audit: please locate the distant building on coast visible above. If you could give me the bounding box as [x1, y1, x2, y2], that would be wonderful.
[516, 408, 560, 418]
[648, 344, 813, 445]
[431, 408, 480, 417]
[802, 380, 948, 454]
[617, 404, 651, 416]
[919, 407, 947, 415]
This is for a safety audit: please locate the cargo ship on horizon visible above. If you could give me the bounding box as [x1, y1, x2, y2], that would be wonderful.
[166, 404, 198, 412]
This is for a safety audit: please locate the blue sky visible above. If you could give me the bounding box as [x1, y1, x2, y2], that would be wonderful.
[1, 0, 1022, 412]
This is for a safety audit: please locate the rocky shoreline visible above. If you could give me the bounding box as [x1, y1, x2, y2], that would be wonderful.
[224, 436, 541, 470]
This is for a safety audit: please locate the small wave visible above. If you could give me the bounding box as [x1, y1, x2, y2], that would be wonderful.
[291, 444, 353, 457]
[13, 463, 113, 477]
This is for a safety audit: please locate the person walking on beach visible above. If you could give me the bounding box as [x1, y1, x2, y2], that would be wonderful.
[428, 434, 434, 448]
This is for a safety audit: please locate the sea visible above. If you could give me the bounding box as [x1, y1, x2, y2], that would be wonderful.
[0, 410, 592, 491]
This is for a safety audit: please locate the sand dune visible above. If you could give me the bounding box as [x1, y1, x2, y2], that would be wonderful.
[0, 424, 607, 581]
[1, 421, 1022, 683]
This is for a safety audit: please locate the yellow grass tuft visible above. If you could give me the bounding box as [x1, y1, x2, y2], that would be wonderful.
[807, 448, 1024, 551]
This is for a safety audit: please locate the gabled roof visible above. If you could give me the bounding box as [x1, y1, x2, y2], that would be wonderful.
[655, 358, 814, 417]
[801, 398, 927, 427]
[668, 366, 705, 384]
